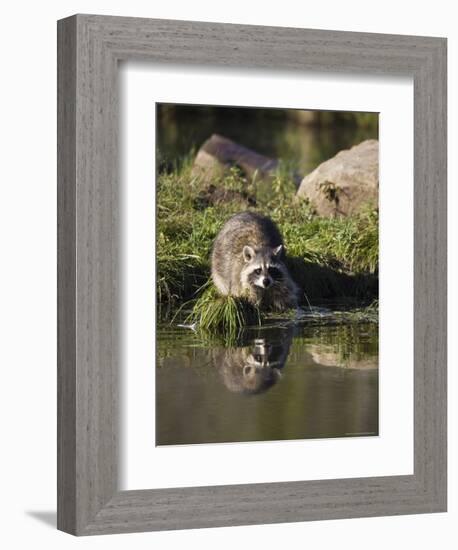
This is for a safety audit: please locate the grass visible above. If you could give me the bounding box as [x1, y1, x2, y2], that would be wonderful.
[157, 156, 379, 331]
[179, 289, 378, 345]
[179, 288, 378, 343]
[185, 284, 262, 339]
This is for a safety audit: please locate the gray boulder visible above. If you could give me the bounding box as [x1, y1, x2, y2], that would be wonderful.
[296, 139, 379, 217]
[192, 134, 278, 183]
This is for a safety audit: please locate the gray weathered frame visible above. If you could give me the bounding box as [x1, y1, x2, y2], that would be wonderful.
[57, 14, 447, 536]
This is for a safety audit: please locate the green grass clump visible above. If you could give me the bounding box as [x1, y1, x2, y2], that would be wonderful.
[186, 284, 262, 337]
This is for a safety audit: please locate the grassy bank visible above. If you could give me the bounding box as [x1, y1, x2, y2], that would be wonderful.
[157, 159, 378, 313]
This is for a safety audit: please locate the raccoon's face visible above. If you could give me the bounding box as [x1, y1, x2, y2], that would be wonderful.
[245, 338, 287, 369]
[241, 244, 285, 290]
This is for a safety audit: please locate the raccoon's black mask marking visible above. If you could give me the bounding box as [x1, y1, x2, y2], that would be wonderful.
[246, 264, 284, 285]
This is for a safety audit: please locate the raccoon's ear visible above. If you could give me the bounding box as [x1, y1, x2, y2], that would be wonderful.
[272, 244, 284, 258]
[243, 245, 255, 263]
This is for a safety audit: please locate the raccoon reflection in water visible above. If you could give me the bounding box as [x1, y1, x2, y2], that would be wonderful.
[211, 327, 293, 395]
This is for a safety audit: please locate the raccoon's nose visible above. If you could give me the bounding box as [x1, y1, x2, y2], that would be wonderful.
[263, 278, 271, 287]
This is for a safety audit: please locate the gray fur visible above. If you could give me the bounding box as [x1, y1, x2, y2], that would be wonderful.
[211, 212, 299, 311]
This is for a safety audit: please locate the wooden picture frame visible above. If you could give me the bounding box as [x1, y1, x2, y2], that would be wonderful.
[57, 14, 447, 535]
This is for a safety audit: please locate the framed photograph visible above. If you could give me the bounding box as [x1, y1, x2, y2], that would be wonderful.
[57, 14, 447, 535]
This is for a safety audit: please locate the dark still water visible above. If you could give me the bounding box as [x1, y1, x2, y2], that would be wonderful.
[156, 321, 378, 446]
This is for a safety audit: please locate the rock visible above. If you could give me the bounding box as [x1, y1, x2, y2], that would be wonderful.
[192, 134, 278, 183]
[296, 139, 379, 217]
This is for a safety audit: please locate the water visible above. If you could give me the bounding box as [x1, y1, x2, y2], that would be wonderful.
[156, 319, 378, 446]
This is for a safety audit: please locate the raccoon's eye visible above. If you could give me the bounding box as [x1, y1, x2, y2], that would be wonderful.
[254, 268, 262, 275]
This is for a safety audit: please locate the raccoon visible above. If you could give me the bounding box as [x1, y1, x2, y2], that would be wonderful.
[211, 211, 299, 311]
